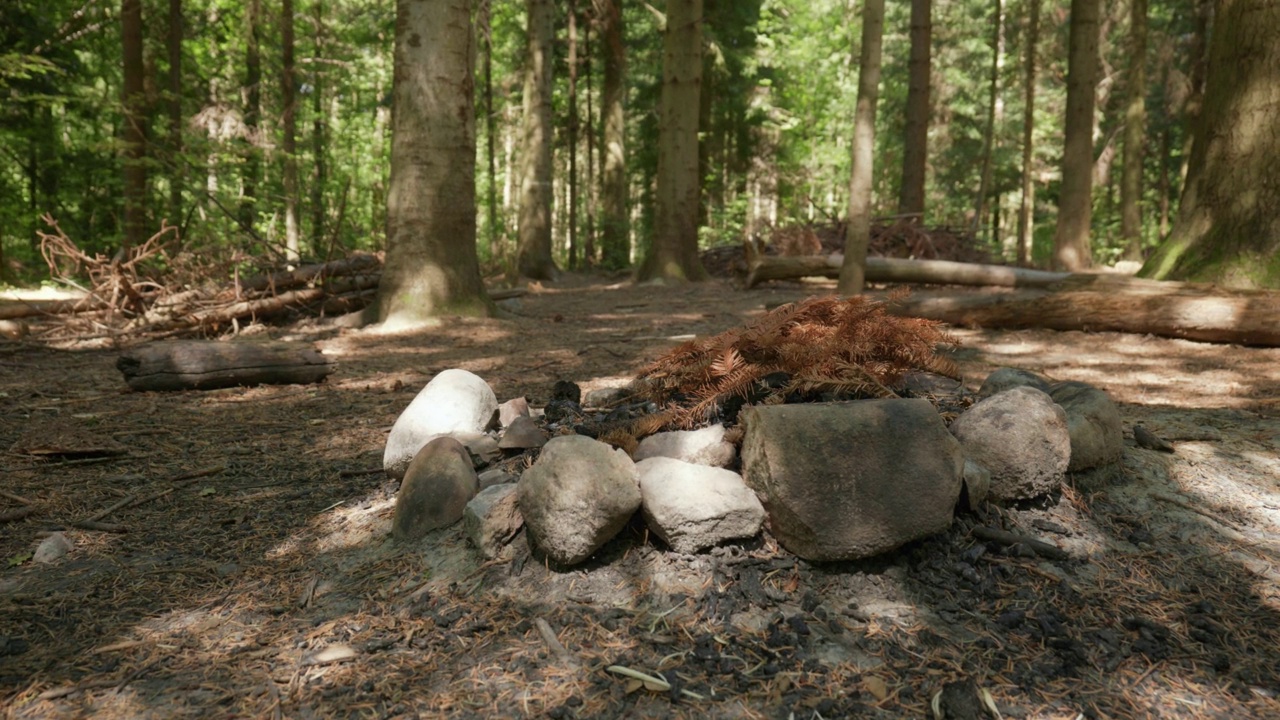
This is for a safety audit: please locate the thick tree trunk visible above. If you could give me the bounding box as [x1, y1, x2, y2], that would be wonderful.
[377, 0, 495, 327]
[481, 0, 499, 257]
[599, 0, 628, 269]
[310, 0, 327, 253]
[636, 0, 707, 282]
[167, 0, 183, 226]
[1015, 0, 1039, 266]
[121, 0, 148, 251]
[838, 0, 885, 295]
[1140, 0, 1280, 288]
[897, 0, 930, 220]
[516, 0, 558, 280]
[242, 0, 262, 229]
[1119, 0, 1147, 261]
[886, 283, 1280, 347]
[1050, 0, 1099, 271]
[282, 0, 301, 261]
[583, 17, 596, 267]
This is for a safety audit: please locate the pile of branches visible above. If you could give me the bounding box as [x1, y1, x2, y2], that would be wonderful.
[15, 215, 380, 343]
[620, 292, 959, 435]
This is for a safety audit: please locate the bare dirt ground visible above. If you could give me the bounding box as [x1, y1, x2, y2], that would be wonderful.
[2, 275, 1279, 719]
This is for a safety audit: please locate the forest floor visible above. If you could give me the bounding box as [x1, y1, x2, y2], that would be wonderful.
[2, 274, 1279, 720]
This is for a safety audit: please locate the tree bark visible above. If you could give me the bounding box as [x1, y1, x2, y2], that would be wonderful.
[241, 0, 262, 229]
[516, 0, 558, 279]
[599, 0, 629, 269]
[1050, 0, 1100, 271]
[118, 341, 335, 392]
[121, 0, 148, 251]
[377, 0, 495, 327]
[310, 0, 328, 253]
[897, 0, 930, 220]
[745, 252, 1068, 290]
[636, 0, 708, 282]
[1119, 0, 1147, 261]
[837, 0, 885, 295]
[166, 0, 183, 226]
[1139, 0, 1280, 288]
[480, 0, 499, 257]
[282, 0, 301, 261]
[886, 282, 1280, 347]
[1015, 0, 1039, 266]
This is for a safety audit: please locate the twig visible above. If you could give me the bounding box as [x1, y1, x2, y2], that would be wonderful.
[534, 618, 579, 666]
[69, 520, 128, 533]
[0, 489, 34, 505]
[0, 506, 37, 523]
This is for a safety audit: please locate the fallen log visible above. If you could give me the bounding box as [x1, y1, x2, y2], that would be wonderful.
[743, 251, 1070, 289]
[117, 341, 336, 391]
[0, 297, 109, 320]
[236, 253, 382, 293]
[887, 286, 1280, 347]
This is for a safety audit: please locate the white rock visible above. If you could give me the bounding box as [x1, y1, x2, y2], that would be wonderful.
[634, 424, 736, 467]
[34, 533, 72, 564]
[637, 457, 764, 553]
[383, 369, 498, 479]
[950, 386, 1072, 501]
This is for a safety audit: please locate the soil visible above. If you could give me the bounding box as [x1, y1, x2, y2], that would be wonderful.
[2, 275, 1279, 719]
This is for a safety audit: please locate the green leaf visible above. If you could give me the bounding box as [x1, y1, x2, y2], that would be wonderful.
[8, 551, 32, 567]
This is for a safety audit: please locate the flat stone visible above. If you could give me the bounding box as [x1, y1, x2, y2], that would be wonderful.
[498, 415, 548, 450]
[1048, 381, 1123, 472]
[478, 467, 518, 489]
[636, 457, 764, 553]
[464, 484, 523, 559]
[633, 423, 736, 467]
[950, 386, 1071, 502]
[517, 435, 641, 566]
[498, 397, 530, 428]
[740, 399, 965, 561]
[392, 436, 479, 541]
[384, 369, 498, 479]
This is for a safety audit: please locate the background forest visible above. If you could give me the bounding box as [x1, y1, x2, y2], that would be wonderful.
[0, 0, 1213, 284]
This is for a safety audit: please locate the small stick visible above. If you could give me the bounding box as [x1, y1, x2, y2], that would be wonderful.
[0, 506, 37, 523]
[971, 525, 1069, 561]
[534, 618, 578, 666]
[69, 520, 128, 533]
[82, 495, 139, 524]
[0, 489, 34, 505]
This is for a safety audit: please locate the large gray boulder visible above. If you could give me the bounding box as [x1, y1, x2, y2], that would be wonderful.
[392, 436, 479, 541]
[949, 386, 1071, 502]
[740, 399, 965, 561]
[517, 435, 641, 566]
[464, 483, 523, 559]
[1048, 381, 1123, 471]
[633, 424, 736, 467]
[636, 457, 764, 553]
[384, 369, 498, 479]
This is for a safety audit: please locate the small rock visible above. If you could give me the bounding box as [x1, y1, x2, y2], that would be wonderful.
[1134, 424, 1174, 453]
[452, 431, 501, 466]
[582, 386, 631, 409]
[478, 467, 518, 489]
[636, 457, 764, 553]
[498, 415, 549, 450]
[950, 386, 1071, 502]
[978, 367, 1051, 398]
[633, 423, 737, 467]
[464, 484, 523, 559]
[392, 436, 479, 541]
[33, 533, 72, 564]
[497, 397, 530, 428]
[517, 435, 641, 566]
[383, 369, 498, 479]
[961, 458, 991, 508]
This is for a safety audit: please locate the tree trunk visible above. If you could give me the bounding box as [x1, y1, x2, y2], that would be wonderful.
[897, 0, 930, 220]
[886, 282, 1280, 347]
[567, 0, 580, 270]
[516, 0, 558, 280]
[1119, 0, 1147, 261]
[121, 0, 148, 251]
[242, 0, 262, 229]
[1139, 0, 1280, 289]
[599, 0, 629, 270]
[636, 0, 708, 282]
[166, 0, 183, 226]
[583, 16, 596, 267]
[837, 0, 885, 295]
[282, 0, 301, 261]
[480, 0, 499, 257]
[377, 0, 495, 326]
[1179, 0, 1212, 187]
[310, 0, 327, 254]
[1050, 0, 1100, 271]
[973, 0, 1004, 242]
[1015, 0, 1039, 267]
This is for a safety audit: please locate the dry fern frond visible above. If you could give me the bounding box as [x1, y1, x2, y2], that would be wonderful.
[630, 292, 958, 431]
